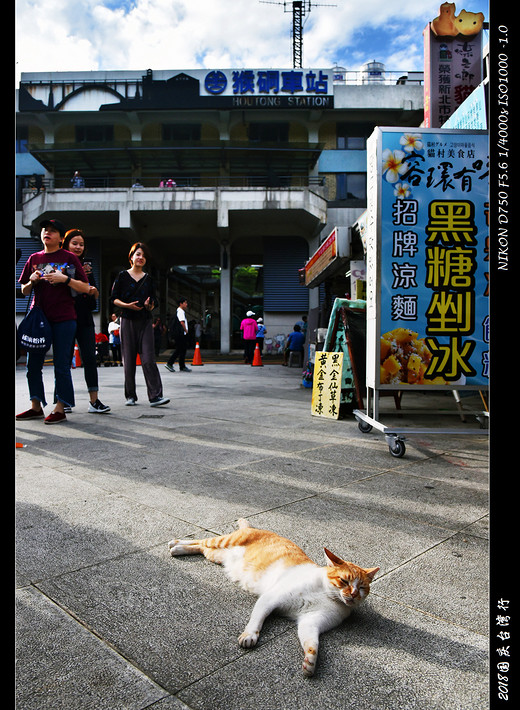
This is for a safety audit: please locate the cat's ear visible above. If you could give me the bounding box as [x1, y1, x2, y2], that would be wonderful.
[364, 566, 380, 580]
[323, 548, 345, 566]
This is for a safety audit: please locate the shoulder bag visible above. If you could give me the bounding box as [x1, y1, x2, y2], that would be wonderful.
[17, 303, 52, 352]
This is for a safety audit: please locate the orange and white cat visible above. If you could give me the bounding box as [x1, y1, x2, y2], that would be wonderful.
[168, 518, 379, 676]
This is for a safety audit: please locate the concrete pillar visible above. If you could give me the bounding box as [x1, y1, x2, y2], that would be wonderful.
[217, 192, 232, 353]
[219, 242, 231, 354]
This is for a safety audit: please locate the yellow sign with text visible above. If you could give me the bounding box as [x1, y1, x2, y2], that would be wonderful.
[311, 351, 344, 419]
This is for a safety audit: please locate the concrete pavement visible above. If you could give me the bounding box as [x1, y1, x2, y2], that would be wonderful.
[15, 358, 489, 709]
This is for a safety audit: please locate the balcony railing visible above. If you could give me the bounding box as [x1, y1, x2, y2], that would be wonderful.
[22, 174, 326, 191]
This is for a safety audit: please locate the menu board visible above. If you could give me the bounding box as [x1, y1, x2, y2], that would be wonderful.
[311, 351, 344, 418]
[366, 127, 489, 390]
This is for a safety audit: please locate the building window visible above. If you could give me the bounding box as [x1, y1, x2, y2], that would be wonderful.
[336, 124, 367, 150]
[16, 126, 28, 153]
[75, 125, 114, 143]
[162, 124, 201, 141]
[336, 173, 366, 201]
[248, 123, 289, 142]
[346, 136, 366, 149]
[337, 134, 366, 150]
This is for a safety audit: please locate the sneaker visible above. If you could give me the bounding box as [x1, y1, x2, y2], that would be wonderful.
[44, 411, 67, 425]
[16, 408, 44, 420]
[125, 398, 136, 406]
[88, 399, 111, 413]
[180, 367, 192, 372]
[164, 364, 175, 372]
[150, 396, 170, 407]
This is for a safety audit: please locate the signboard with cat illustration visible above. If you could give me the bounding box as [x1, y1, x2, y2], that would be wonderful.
[423, 3, 486, 128]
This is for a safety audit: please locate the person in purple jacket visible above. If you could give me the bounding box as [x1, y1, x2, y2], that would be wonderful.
[16, 219, 90, 424]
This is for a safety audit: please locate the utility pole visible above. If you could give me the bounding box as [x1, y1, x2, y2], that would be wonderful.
[260, 1, 336, 69]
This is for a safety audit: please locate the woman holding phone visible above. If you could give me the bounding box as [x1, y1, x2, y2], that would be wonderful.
[110, 242, 169, 407]
[62, 228, 110, 413]
[16, 219, 90, 424]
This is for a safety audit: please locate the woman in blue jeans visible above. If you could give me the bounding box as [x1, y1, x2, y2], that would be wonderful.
[16, 219, 90, 424]
[62, 228, 110, 413]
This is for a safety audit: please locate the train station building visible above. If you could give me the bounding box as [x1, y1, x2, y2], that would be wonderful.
[16, 64, 424, 352]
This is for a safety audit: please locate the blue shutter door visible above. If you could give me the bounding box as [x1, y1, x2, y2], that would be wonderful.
[263, 236, 309, 312]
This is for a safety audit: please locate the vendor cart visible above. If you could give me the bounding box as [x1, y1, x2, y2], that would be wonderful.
[353, 127, 490, 456]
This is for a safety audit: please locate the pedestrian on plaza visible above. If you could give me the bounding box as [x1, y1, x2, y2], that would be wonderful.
[108, 313, 122, 365]
[110, 242, 169, 407]
[282, 324, 305, 366]
[16, 218, 90, 424]
[62, 228, 110, 413]
[165, 298, 191, 372]
[240, 310, 258, 364]
[256, 317, 266, 353]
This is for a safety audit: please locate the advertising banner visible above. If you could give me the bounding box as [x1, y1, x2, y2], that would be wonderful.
[366, 127, 489, 390]
[304, 227, 350, 287]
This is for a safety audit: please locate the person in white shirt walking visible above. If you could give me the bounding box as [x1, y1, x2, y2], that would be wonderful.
[165, 298, 191, 372]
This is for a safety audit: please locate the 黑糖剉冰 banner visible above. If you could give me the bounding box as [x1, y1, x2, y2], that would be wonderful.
[367, 128, 489, 390]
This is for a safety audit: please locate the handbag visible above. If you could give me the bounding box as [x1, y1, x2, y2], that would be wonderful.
[17, 305, 52, 352]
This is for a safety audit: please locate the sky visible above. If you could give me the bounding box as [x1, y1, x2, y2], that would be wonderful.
[15, 0, 489, 82]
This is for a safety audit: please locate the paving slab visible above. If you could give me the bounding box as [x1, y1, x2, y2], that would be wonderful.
[15, 586, 169, 710]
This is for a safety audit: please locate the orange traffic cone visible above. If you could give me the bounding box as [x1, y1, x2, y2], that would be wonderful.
[192, 341, 204, 366]
[73, 344, 81, 368]
[136, 353, 141, 365]
[252, 342, 263, 367]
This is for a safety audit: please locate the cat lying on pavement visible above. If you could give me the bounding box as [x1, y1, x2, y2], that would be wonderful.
[169, 518, 379, 676]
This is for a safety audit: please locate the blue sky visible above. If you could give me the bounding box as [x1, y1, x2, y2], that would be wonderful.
[15, 0, 489, 82]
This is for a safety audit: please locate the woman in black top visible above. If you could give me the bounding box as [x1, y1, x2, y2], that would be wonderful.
[110, 242, 169, 407]
[62, 229, 110, 413]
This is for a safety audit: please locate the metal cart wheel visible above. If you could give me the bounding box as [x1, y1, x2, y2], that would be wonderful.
[358, 420, 373, 433]
[388, 438, 406, 458]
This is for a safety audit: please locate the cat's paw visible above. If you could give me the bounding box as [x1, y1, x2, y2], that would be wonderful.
[302, 648, 318, 677]
[168, 539, 182, 556]
[238, 630, 259, 648]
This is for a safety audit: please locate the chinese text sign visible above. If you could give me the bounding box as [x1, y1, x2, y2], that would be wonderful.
[311, 352, 344, 418]
[376, 129, 488, 389]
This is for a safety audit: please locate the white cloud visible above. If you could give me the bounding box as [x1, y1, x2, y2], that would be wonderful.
[15, 0, 489, 81]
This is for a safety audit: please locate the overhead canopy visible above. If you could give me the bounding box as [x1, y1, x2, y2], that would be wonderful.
[26, 140, 324, 179]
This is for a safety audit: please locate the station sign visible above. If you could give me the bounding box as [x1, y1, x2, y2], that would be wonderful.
[19, 68, 334, 112]
[202, 68, 334, 108]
